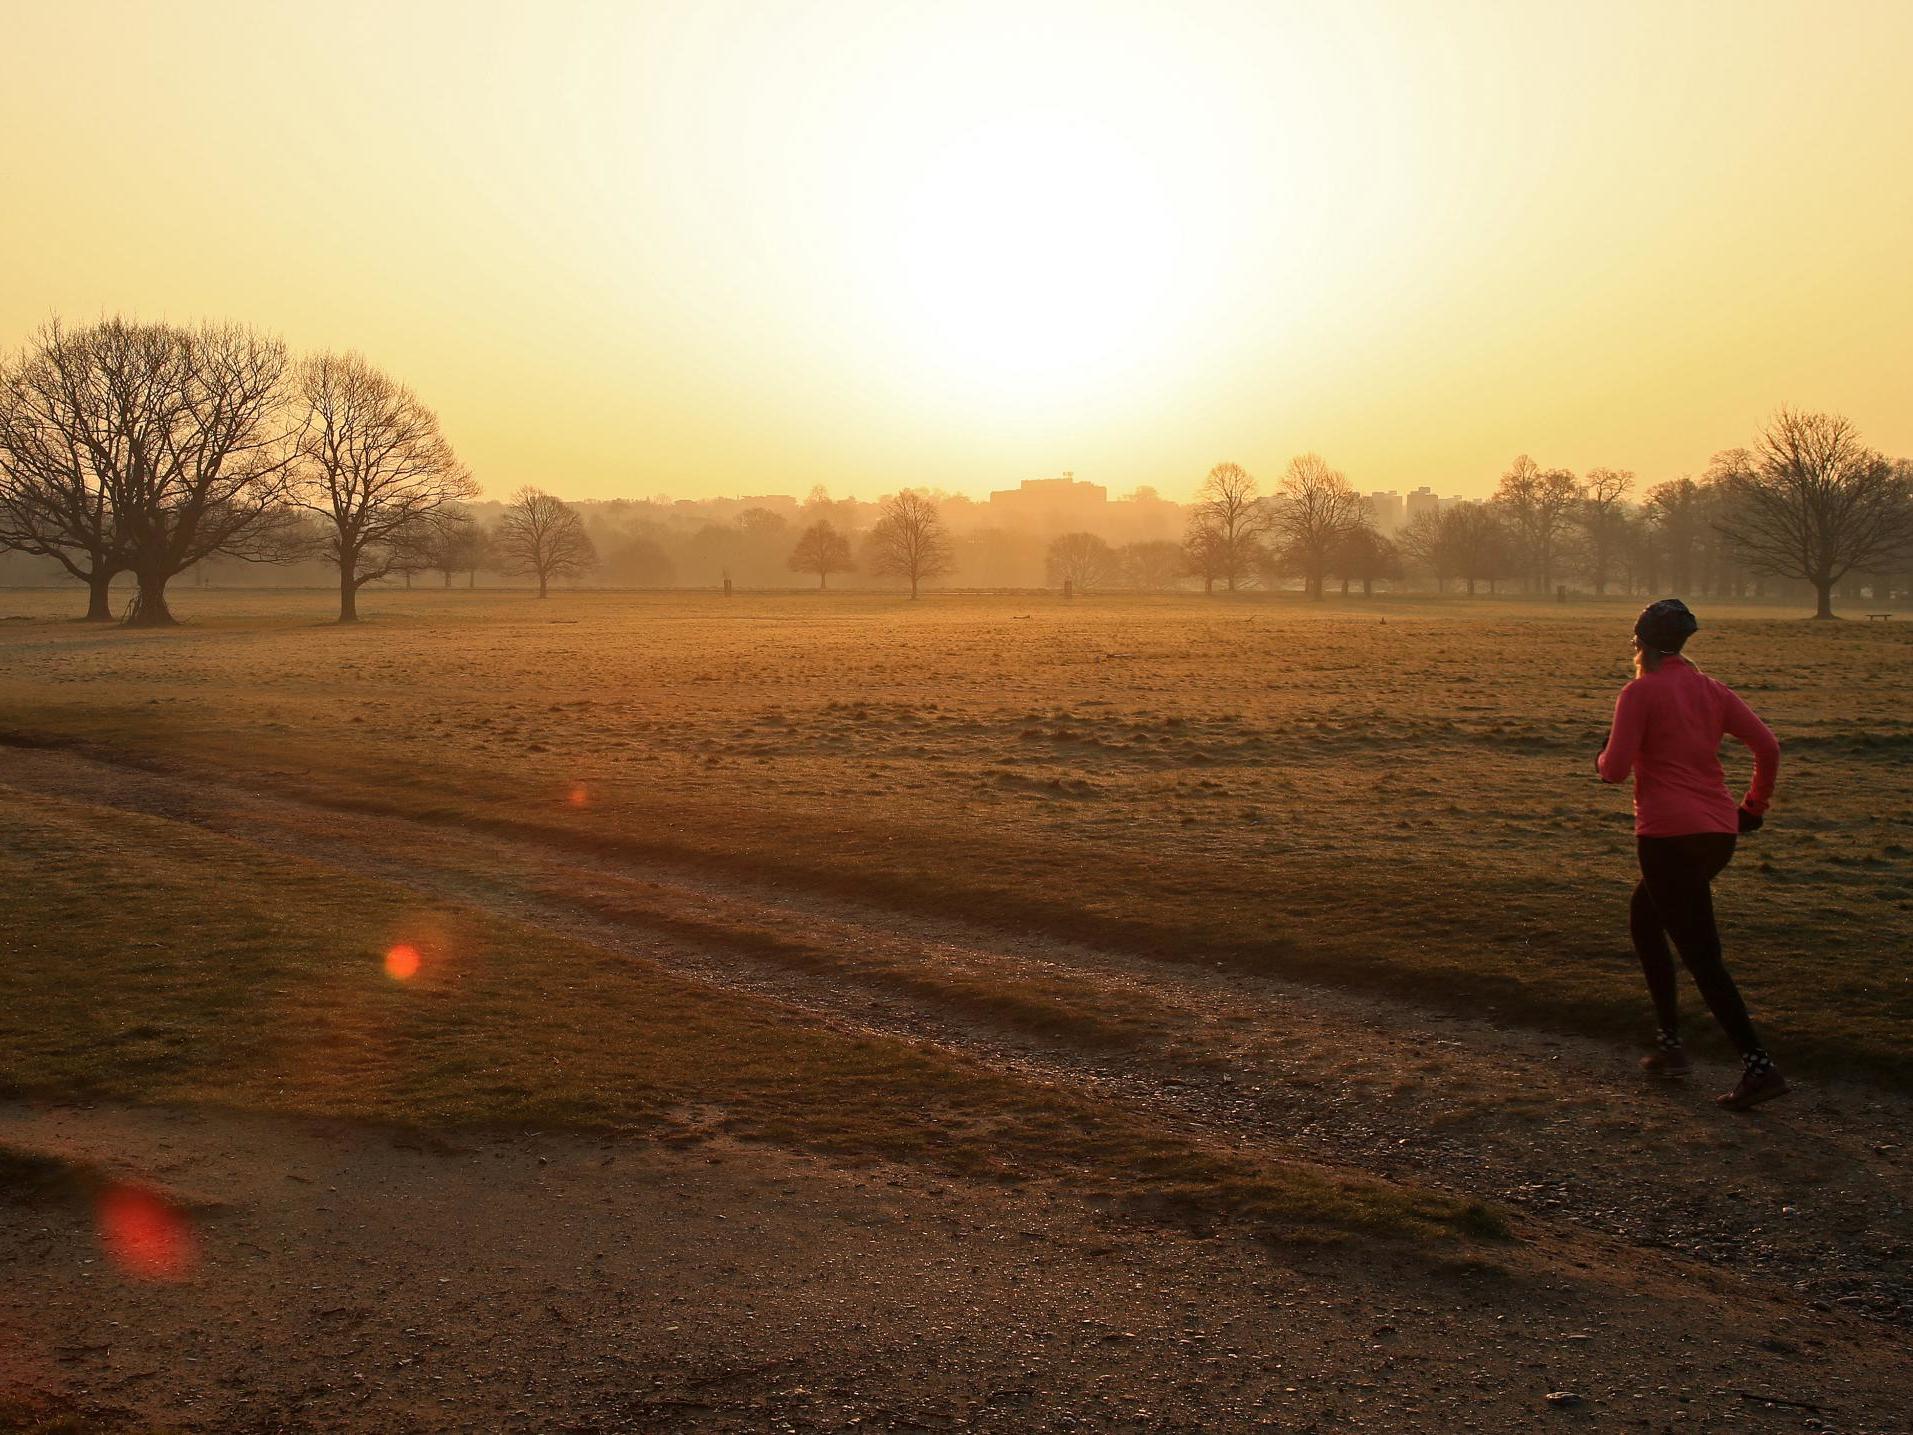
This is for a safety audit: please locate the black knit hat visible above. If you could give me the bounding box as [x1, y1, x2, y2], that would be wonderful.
[1635, 598, 1699, 653]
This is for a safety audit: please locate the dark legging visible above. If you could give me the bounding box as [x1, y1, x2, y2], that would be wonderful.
[1631, 832, 1763, 1054]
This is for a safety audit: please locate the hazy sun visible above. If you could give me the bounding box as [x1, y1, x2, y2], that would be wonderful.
[894, 116, 1186, 393]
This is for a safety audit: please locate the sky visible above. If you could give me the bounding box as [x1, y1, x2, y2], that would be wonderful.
[3, 0, 1910, 503]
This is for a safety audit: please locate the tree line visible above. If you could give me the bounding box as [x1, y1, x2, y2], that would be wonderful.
[5, 318, 1907, 621]
[1172, 414, 1913, 618]
[0, 317, 485, 625]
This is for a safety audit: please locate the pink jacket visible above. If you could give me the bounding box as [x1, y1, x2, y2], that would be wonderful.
[1597, 656, 1779, 837]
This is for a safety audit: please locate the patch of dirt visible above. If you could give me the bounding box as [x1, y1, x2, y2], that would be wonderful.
[2, 1100, 1907, 1433]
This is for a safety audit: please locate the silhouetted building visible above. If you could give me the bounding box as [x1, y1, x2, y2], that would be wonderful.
[987, 473, 1108, 533]
[1405, 486, 1440, 525]
[1364, 490, 1404, 534]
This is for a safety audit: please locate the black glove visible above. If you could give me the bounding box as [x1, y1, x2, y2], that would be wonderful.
[1737, 806, 1765, 834]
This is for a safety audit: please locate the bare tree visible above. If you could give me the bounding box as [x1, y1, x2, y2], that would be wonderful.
[1577, 467, 1634, 595]
[495, 487, 596, 597]
[866, 491, 952, 598]
[1185, 462, 1267, 592]
[0, 318, 300, 624]
[1180, 519, 1228, 593]
[1713, 410, 1913, 619]
[1045, 531, 1119, 592]
[423, 503, 484, 587]
[1268, 454, 1365, 599]
[1119, 539, 1185, 592]
[0, 323, 127, 620]
[1399, 503, 1508, 596]
[1396, 509, 1451, 593]
[1328, 525, 1402, 597]
[787, 518, 855, 589]
[1492, 455, 1580, 594]
[292, 352, 478, 622]
[1447, 502, 1515, 595]
[116, 321, 303, 625]
[1645, 477, 1708, 593]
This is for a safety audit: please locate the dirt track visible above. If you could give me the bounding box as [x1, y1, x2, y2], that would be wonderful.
[3, 744, 1911, 1430]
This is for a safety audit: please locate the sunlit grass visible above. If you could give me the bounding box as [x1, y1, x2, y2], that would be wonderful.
[5, 588, 1900, 1082]
[0, 784, 1500, 1245]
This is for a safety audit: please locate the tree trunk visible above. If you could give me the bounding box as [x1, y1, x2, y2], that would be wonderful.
[84, 571, 116, 622]
[1362, 578, 1374, 597]
[340, 571, 359, 623]
[909, 574, 920, 599]
[467, 570, 476, 590]
[443, 571, 452, 588]
[125, 572, 177, 627]
[1814, 580, 1836, 619]
[538, 573, 549, 598]
[1339, 577, 1349, 597]
[819, 572, 827, 590]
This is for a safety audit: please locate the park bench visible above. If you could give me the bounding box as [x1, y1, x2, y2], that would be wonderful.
[1866, 612, 1892, 622]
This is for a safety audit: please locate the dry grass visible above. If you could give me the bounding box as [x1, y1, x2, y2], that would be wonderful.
[0, 781, 1500, 1245]
[1, 586, 1906, 1085]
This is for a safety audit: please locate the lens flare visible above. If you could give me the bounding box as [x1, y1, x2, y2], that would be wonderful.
[566, 783, 589, 807]
[96, 1184, 196, 1282]
[384, 943, 421, 981]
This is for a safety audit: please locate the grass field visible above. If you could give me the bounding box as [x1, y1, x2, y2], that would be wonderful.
[3, 586, 1905, 1087]
[6, 585, 1913, 1429]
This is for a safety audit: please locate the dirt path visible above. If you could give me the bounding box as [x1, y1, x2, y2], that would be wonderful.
[3, 744, 1911, 1429]
[6, 1098, 1904, 1434]
[5, 745, 1907, 1321]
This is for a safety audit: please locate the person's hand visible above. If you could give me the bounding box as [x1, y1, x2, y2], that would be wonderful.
[1737, 806, 1765, 834]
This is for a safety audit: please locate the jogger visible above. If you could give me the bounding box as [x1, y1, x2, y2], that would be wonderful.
[1597, 598, 1786, 1111]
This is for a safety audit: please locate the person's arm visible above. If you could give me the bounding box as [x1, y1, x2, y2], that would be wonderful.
[1719, 684, 1780, 815]
[1596, 683, 1645, 784]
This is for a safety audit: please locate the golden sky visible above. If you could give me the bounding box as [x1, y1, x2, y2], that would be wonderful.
[5, 0, 1910, 502]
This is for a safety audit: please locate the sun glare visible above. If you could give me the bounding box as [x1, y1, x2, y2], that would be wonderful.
[893, 117, 1187, 394]
[97, 1184, 197, 1283]
[384, 944, 422, 982]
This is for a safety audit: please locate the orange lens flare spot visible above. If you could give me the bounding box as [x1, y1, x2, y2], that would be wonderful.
[566, 783, 589, 808]
[97, 1184, 196, 1282]
[384, 943, 421, 981]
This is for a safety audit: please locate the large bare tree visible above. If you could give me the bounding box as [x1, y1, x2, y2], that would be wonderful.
[1492, 455, 1580, 594]
[0, 323, 128, 620]
[1713, 410, 1913, 619]
[1045, 531, 1119, 592]
[293, 352, 478, 622]
[866, 491, 952, 598]
[1645, 476, 1709, 593]
[1268, 454, 1365, 599]
[787, 519, 855, 589]
[495, 487, 596, 597]
[1577, 467, 1634, 595]
[1184, 462, 1267, 593]
[1119, 539, 1185, 592]
[119, 321, 304, 624]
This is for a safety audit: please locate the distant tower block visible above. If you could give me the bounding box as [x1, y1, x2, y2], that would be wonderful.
[1364, 490, 1404, 534]
[987, 472, 1109, 534]
[1404, 486, 1440, 525]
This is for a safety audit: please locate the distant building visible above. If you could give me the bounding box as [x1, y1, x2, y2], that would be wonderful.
[1404, 486, 1440, 525]
[986, 473, 1109, 532]
[1364, 490, 1404, 534]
